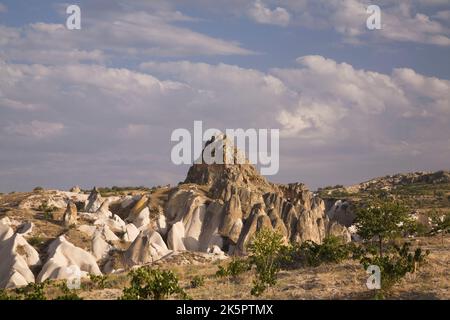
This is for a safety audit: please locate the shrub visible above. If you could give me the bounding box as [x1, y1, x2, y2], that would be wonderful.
[0, 289, 13, 300]
[360, 242, 429, 298]
[15, 282, 48, 300]
[33, 186, 44, 192]
[89, 274, 110, 289]
[294, 236, 351, 267]
[54, 282, 83, 300]
[190, 275, 205, 289]
[216, 258, 251, 279]
[248, 229, 286, 296]
[121, 267, 188, 300]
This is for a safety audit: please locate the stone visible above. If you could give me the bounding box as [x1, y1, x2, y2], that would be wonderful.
[0, 233, 41, 288]
[123, 223, 139, 242]
[37, 236, 101, 282]
[124, 230, 171, 266]
[84, 187, 103, 213]
[63, 201, 78, 227]
[17, 221, 34, 236]
[70, 186, 81, 193]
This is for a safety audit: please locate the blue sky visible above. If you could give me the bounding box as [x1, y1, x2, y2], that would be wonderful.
[0, 0, 449, 192]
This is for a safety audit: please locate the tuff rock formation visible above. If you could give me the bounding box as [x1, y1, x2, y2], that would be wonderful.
[63, 201, 78, 227]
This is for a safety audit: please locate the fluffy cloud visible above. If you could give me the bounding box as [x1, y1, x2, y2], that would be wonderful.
[1, 54, 449, 190]
[0, 7, 253, 65]
[247, 1, 291, 26]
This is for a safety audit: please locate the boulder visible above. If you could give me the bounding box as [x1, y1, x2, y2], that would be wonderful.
[123, 223, 139, 242]
[37, 236, 101, 282]
[124, 230, 171, 266]
[0, 233, 41, 288]
[84, 187, 103, 213]
[17, 221, 34, 236]
[63, 201, 78, 227]
[70, 186, 81, 193]
[167, 221, 186, 251]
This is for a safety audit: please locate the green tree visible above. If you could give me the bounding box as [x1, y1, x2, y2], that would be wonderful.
[355, 200, 414, 257]
[121, 267, 188, 300]
[248, 228, 286, 296]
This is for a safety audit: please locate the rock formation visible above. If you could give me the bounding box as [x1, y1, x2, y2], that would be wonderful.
[0, 222, 41, 288]
[63, 201, 78, 227]
[124, 229, 171, 266]
[37, 236, 102, 282]
[84, 187, 103, 213]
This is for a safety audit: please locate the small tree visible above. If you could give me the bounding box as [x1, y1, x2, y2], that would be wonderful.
[248, 228, 286, 296]
[355, 200, 414, 257]
[121, 267, 188, 300]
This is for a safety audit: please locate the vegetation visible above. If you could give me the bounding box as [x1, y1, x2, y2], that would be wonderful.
[355, 200, 414, 257]
[248, 229, 286, 296]
[291, 236, 352, 267]
[189, 275, 205, 289]
[89, 274, 110, 289]
[37, 201, 57, 219]
[121, 267, 189, 300]
[54, 283, 83, 300]
[216, 258, 251, 280]
[360, 243, 429, 299]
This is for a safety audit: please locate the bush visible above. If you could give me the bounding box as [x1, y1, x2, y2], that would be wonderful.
[360, 242, 429, 298]
[33, 186, 44, 192]
[15, 282, 48, 300]
[54, 283, 83, 300]
[190, 275, 205, 288]
[121, 267, 188, 300]
[0, 289, 13, 300]
[248, 229, 286, 296]
[89, 274, 110, 289]
[216, 258, 251, 279]
[293, 236, 351, 267]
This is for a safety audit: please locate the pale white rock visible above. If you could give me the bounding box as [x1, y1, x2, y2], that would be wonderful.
[92, 230, 112, 261]
[77, 225, 97, 238]
[37, 236, 102, 282]
[0, 223, 14, 242]
[84, 188, 103, 213]
[0, 233, 40, 288]
[167, 221, 186, 251]
[123, 223, 139, 242]
[156, 214, 168, 236]
[94, 214, 126, 234]
[0, 217, 11, 226]
[132, 207, 150, 229]
[124, 230, 171, 266]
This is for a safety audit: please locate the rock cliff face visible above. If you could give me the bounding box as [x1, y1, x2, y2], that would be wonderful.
[0, 134, 350, 289]
[165, 135, 350, 254]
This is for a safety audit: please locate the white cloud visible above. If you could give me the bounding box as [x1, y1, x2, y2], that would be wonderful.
[0, 55, 449, 190]
[247, 0, 291, 26]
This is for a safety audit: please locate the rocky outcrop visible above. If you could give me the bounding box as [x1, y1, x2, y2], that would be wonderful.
[124, 230, 170, 266]
[63, 201, 78, 227]
[37, 236, 101, 282]
[0, 224, 41, 288]
[84, 187, 103, 213]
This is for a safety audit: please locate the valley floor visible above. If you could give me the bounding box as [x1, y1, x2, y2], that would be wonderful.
[79, 235, 449, 300]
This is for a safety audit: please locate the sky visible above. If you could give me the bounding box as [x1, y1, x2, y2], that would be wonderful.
[0, 0, 449, 192]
